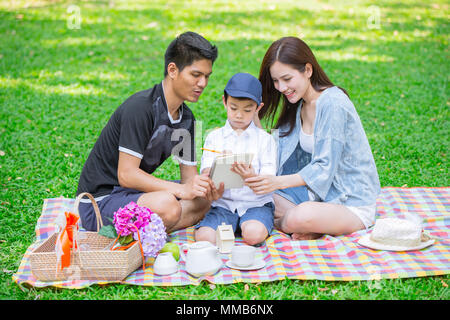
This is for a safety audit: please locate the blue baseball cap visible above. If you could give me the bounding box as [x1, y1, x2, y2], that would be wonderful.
[224, 72, 262, 105]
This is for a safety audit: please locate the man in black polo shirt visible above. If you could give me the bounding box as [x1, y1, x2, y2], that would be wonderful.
[76, 32, 223, 233]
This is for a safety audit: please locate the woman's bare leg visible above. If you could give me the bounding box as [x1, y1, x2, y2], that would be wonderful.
[273, 194, 321, 239]
[279, 201, 364, 239]
[273, 193, 296, 231]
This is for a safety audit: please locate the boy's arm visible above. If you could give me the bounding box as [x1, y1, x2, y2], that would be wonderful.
[258, 134, 277, 175]
[243, 135, 283, 194]
[234, 133, 277, 177]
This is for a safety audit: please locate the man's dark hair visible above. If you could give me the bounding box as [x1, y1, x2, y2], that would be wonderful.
[164, 31, 218, 76]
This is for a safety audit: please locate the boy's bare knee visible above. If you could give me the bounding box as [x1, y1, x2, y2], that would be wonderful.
[194, 226, 216, 244]
[241, 221, 268, 246]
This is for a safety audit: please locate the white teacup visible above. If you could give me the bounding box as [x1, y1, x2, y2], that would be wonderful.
[231, 245, 256, 267]
[153, 252, 178, 276]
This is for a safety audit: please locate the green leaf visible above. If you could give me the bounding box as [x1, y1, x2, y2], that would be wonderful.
[118, 234, 134, 246]
[98, 224, 118, 239]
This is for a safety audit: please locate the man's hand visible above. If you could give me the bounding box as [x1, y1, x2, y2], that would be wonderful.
[201, 168, 224, 201]
[178, 174, 212, 200]
[231, 162, 256, 180]
[177, 170, 225, 201]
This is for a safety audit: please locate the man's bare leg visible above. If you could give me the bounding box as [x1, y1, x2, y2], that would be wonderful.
[137, 191, 182, 231]
[138, 192, 211, 233]
[169, 197, 211, 233]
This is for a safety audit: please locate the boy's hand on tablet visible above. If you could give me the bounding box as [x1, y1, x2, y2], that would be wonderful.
[231, 162, 256, 180]
[208, 181, 225, 201]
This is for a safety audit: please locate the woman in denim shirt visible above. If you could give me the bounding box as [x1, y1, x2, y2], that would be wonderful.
[247, 37, 381, 240]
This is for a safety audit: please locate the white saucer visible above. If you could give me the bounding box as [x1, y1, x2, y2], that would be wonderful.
[226, 259, 265, 271]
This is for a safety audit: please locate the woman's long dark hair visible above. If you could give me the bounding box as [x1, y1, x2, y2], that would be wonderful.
[258, 37, 348, 137]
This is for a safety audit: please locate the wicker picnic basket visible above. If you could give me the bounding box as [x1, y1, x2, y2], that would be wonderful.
[29, 192, 143, 281]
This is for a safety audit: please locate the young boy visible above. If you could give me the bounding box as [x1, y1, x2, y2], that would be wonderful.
[195, 73, 277, 246]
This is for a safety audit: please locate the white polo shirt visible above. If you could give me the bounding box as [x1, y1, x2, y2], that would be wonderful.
[200, 120, 277, 216]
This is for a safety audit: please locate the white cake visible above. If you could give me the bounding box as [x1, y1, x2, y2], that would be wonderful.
[370, 218, 422, 247]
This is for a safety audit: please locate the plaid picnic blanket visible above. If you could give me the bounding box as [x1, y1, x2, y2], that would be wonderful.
[13, 187, 450, 289]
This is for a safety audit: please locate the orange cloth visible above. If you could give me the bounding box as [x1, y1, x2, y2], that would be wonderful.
[56, 211, 79, 270]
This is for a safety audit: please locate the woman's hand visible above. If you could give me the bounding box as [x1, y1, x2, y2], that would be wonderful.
[244, 174, 280, 195]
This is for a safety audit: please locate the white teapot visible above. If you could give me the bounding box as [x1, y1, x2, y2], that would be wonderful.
[180, 241, 223, 277]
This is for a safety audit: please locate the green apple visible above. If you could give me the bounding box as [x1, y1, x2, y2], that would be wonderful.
[160, 242, 180, 261]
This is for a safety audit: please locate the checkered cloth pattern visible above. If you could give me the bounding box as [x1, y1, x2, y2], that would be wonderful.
[12, 187, 450, 288]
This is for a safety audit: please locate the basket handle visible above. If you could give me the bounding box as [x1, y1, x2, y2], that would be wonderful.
[73, 192, 103, 232]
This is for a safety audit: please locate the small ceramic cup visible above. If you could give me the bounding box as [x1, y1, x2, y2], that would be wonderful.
[153, 252, 178, 276]
[231, 245, 256, 267]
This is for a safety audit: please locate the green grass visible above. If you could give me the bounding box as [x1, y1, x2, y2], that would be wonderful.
[0, 0, 448, 300]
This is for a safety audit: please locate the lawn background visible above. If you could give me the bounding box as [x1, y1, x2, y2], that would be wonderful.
[0, 0, 448, 299]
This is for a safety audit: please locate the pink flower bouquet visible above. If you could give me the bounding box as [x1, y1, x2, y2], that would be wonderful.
[111, 201, 167, 257]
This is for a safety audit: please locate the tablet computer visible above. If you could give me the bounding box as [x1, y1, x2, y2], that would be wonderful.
[209, 153, 254, 189]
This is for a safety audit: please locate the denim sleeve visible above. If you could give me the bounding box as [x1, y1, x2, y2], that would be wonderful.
[298, 103, 347, 200]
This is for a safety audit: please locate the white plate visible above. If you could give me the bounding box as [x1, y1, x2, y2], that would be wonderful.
[226, 259, 266, 271]
[358, 234, 435, 251]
